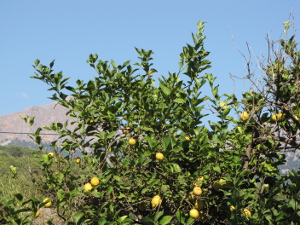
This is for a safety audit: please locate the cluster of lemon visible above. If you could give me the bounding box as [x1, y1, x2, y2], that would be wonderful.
[34, 197, 52, 218]
[84, 177, 100, 192]
[33, 152, 56, 218]
[188, 178, 228, 221]
[129, 137, 164, 161]
[187, 177, 206, 221]
[229, 205, 251, 219]
[130, 137, 165, 210]
[240, 110, 300, 122]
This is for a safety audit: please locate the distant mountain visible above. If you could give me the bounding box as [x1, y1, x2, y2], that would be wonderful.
[0, 101, 73, 148]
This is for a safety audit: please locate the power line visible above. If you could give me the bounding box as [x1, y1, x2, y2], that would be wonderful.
[0, 131, 60, 136]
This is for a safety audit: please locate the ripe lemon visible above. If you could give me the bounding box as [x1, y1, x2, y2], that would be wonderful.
[230, 205, 235, 211]
[90, 177, 100, 186]
[189, 208, 199, 219]
[128, 138, 137, 145]
[47, 152, 54, 157]
[43, 198, 52, 208]
[197, 176, 205, 182]
[75, 158, 81, 164]
[155, 152, 164, 160]
[84, 183, 92, 192]
[151, 195, 162, 207]
[271, 113, 284, 121]
[240, 111, 249, 121]
[193, 186, 203, 195]
[193, 176, 205, 187]
[195, 199, 204, 210]
[185, 136, 191, 141]
[34, 210, 40, 217]
[243, 208, 251, 218]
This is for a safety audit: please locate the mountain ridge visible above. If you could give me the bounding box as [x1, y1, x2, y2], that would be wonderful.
[0, 101, 72, 146]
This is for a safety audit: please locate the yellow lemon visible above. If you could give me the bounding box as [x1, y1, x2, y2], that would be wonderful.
[84, 183, 93, 192]
[271, 113, 285, 121]
[75, 158, 81, 164]
[194, 176, 205, 187]
[128, 138, 137, 145]
[230, 205, 235, 211]
[197, 176, 205, 182]
[151, 195, 162, 207]
[90, 177, 100, 186]
[34, 210, 40, 217]
[43, 198, 52, 208]
[185, 136, 191, 141]
[243, 208, 251, 218]
[193, 186, 203, 196]
[240, 111, 249, 121]
[189, 208, 199, 219]
[155, 152, 164, 160]
[195, 200, 204, 210]
[47, 152, 54, 157]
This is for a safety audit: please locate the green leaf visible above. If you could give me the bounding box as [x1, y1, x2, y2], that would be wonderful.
[142, 188, 150, 194]
[160, 84, 171, 96]
[57, 189, 65, 201]
[186, 217, 195, 224]
[29, 116, 36, 126]
[141, 217, 154, 224]
[174, 98, 185, 104]
[213, 165, 221, 174]
[144, 136, 159, 148]
[98, 218, 107, 225]
[176, 210, 186, 223]
[140, 126, 154, 132]
[34, 59, 40, 66]
[212, 134, 222, 145]
[49, 60, 55, 68]
[162, 136, 170, 150]
[154, 210, 164, 222]
[172, 163, 181, 173]
[92, 190, 102, 198]
[107, 130, 117, 139]
[70, 190, 80, 197]
[159, 215, 173, 225]
[118, 215, 129, 223]
[74, 211, 84, 225]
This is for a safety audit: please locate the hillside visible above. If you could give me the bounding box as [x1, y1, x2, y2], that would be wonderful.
[0, 101, 73, 147]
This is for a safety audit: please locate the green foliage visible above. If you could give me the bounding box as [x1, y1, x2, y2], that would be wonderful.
[2, 20, 300, 224]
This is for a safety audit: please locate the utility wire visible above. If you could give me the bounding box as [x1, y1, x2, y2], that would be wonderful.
[0, 131, 60, 135]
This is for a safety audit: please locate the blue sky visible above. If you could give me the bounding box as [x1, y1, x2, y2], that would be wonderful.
[0, 0, 299, 116]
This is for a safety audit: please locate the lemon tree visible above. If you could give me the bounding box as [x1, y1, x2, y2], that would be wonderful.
[2, 20, 300, 225]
